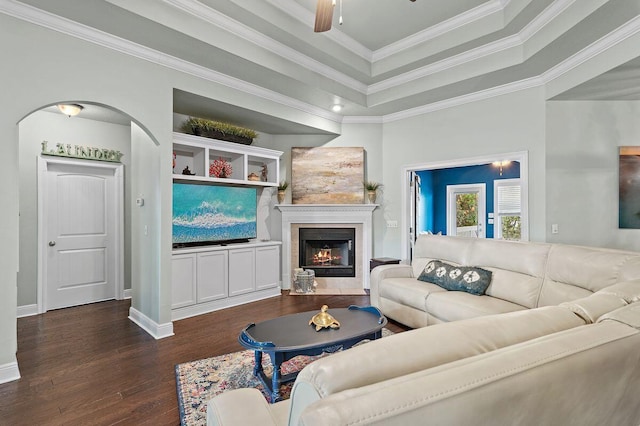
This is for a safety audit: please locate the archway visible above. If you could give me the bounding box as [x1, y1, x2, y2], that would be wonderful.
[16, 101, 163, 327]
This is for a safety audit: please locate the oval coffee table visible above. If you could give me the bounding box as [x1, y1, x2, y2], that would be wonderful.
[239, 305, 387, 402]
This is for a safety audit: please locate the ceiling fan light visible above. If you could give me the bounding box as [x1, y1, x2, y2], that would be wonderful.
[57, 104, 84, 117]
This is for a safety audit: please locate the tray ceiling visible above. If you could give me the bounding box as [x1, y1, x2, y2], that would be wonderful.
[5, 0, 640, 131]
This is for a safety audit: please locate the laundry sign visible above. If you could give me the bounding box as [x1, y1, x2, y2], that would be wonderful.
[41, 141, 124, 163]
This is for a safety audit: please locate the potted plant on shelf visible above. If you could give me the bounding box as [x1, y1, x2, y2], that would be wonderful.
[277, 180, 288, 204]
[364, 181, 382, 203]
[181, 117, 258, 145]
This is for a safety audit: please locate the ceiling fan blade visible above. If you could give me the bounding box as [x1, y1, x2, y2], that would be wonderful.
[314, 0, 334, 32]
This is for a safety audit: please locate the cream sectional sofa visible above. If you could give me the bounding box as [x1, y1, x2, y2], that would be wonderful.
[370, 234, 640, 328]
[205, 235, 640, 425]
[207, 296, 640, 425]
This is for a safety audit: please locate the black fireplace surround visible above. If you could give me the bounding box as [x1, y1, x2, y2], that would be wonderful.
[299, 227, 356, 277]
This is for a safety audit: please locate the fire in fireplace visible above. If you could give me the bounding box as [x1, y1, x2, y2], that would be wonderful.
[299, 228, 355, 277]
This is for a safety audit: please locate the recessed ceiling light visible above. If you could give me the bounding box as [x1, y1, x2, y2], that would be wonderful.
[331, 104, 343, 112]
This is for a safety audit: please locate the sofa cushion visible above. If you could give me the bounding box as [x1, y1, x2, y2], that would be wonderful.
[379, 276, 446, 311]
[417, 260, 492, 296]
[539, 244, 640, 306]
[483, 268, 543, 309]
[413, 234, 473, 265]
[467, 238, 550, 278]
[426, 291, 526, 322]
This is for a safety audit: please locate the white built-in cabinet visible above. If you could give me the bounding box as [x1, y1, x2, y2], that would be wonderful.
[171, 242, 281, 321]
[171, 132, 283, 321]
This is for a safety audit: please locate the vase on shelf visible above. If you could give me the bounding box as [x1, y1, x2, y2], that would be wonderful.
[277, 190, 286, 204]
[367, 190, 377, 204]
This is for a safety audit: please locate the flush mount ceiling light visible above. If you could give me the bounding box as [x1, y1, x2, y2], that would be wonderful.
[57, 103, 84, 117]
[331, 104, 343, 112]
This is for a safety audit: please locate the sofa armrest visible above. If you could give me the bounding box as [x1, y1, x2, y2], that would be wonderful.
[370, 264, 414, 307]
[206, 388, 289, 426]
[559, 293, 628, 323]
[596, 279, 640, 303]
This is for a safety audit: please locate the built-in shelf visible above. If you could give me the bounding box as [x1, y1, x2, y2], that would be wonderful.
[172, 132, 281, 187]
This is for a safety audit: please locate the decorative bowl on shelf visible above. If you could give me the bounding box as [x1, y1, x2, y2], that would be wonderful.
[247, 172, 260, 181]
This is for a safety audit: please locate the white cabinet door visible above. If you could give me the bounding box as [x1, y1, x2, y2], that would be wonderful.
[172, 254, 197, 309]
[197, 251, 228, 303]
[228, 247, 255, 296]
[255, 245, 280, 291]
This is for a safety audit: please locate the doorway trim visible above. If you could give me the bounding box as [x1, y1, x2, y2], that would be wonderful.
[401, 151, 529, 261]
[37, 155, 124, 314]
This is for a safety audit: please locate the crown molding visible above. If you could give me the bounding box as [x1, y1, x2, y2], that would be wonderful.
[164, 0, 367, 94]
[2, 0, 637, 127]
[0, 0, 343, 123]
[372, 0, 507, 62]
[342, 116, 384, 125]
[519, 0, 576, 42]
[368, 34, 522, 95]
[541, 14, 640, 83]
[368, 0, 579, 95]
[380, 76, 544, 123]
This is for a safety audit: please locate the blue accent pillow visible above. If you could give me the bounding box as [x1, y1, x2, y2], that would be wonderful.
[417, 260, 492, 296]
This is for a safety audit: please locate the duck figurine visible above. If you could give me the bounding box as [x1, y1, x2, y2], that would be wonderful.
[309, 305, 340, 331]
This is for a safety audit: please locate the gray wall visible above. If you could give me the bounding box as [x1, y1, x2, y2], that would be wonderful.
[546, 100, 640, 251]
[380, 87, 547, 259]
[18, 111, 132, 307]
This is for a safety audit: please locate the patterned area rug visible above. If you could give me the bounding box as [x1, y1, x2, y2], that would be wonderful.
[175, 328, 392, 426]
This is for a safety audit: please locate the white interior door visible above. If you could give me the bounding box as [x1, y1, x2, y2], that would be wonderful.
[39, 157, 123, 311]
[446, 183, 486, 238]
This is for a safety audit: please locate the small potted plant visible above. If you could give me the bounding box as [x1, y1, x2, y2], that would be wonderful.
[364, 181, 382, 203]
[277, 180, 288, 204]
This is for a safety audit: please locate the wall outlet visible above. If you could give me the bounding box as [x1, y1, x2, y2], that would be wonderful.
[551, 224, 559, 234]
[386, 220, 398, 228]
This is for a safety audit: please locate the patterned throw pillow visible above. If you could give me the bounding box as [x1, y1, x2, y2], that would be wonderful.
[417, 260, 492, 296]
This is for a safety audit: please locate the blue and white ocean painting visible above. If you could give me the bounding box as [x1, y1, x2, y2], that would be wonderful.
[173, 183, 257, 244]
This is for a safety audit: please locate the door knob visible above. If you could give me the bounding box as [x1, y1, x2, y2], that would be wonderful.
[48, 241, 56, 247]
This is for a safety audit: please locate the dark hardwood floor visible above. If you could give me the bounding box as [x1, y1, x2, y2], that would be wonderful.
[0, 292, 409, 425]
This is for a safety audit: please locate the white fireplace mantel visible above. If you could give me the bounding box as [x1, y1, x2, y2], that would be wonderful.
[276, 204, 378, 289]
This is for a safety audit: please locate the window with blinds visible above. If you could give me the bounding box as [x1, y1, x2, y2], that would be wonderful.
[495, 179, 521, 240]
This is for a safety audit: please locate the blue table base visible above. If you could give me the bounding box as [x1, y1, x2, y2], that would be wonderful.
[252, 330, 382, 402]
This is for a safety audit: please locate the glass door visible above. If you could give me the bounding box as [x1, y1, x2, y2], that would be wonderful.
[446, 183, 486, 238]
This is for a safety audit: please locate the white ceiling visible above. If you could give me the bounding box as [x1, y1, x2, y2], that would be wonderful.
[8, 0, 640, 132]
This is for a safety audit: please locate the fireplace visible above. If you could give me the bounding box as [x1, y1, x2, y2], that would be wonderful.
[277, 204, 377, 290]
[299, 228, 355, 277]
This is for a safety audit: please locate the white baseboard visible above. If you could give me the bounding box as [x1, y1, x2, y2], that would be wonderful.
[123, 289, 132, 299]
[128, 307, 174, 339]
[17, 304, 39, 318]
[0, 361, 21, 384]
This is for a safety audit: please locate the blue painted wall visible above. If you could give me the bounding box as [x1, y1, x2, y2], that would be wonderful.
[417, 162, 520, 238]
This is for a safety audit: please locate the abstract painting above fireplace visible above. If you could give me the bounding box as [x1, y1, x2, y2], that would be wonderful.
[291, 147, 364, 204]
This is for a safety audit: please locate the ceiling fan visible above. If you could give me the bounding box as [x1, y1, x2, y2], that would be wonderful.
[314, 0, 416, 32]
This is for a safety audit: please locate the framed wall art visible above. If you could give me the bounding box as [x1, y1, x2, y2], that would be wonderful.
[619, 146, 640, 229]
[291, 147, 365, 204]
